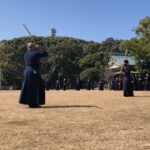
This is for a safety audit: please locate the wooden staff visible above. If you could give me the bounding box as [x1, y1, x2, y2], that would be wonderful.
[123, 49, 128, 61]
[120, 49, 128, 72]
[23, 24, 36, 43]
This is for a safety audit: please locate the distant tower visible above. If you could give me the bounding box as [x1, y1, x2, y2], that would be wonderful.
[51, 28, 57, 37]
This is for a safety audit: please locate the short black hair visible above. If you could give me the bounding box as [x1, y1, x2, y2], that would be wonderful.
[124, 59, 129, 63]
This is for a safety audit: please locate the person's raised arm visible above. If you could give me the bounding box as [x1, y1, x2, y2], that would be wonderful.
[34, 45, 48, 58]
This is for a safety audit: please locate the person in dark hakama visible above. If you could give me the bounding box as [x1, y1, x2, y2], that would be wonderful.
[137, 74, 144, 90]
[144, 73, 150, 91]
[118, 76, 123, 90]
[55, 80, 60, 90]
[19, 42, 48, 108]
[121, 60, 134, 97]
[115, 77, 119, 90]
[87, 79, 91, 90]
[132, 74, 138, 91]
[110, 78, 116, 90]
[63, 78, 67, 91]
[76, 77, 80, 90]
[99, 79, 104, 90]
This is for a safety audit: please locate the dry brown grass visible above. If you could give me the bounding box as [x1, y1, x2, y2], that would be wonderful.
[0, 90, 150, 150]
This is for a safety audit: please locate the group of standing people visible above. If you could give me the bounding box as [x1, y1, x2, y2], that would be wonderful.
[109, 77, 123, 90]
[110, 72, 150, 91]
[132, 74, 150, 91]
[53, 78, 104, 91]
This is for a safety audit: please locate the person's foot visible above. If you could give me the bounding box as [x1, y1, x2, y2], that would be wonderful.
[36, 105, 42, 108]
[29, 105, 42, 108]
[29, 105, 36, 108]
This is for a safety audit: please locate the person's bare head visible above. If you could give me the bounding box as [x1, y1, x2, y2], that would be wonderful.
[124, 59, 129, 65]
[27, 42, 35, 51]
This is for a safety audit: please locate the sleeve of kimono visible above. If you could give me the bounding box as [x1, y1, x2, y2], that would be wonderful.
[35, 51, 48, 58]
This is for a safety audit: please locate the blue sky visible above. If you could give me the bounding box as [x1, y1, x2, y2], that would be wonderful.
[0, 0, 149, 42]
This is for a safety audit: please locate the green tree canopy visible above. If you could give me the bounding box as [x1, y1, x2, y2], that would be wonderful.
[121, 16, 150, 73]
[80, 68, 99, 81]
[0, 36, 110, 88]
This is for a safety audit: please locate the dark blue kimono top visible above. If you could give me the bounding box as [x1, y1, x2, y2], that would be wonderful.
[24, 50, 48, 71]
[122, 65, 131, 78]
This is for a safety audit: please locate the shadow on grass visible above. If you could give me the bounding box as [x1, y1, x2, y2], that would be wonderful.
[40, 105, 102, 109]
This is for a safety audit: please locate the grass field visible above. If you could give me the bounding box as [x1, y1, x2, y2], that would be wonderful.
[0, 90, 150, 150]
